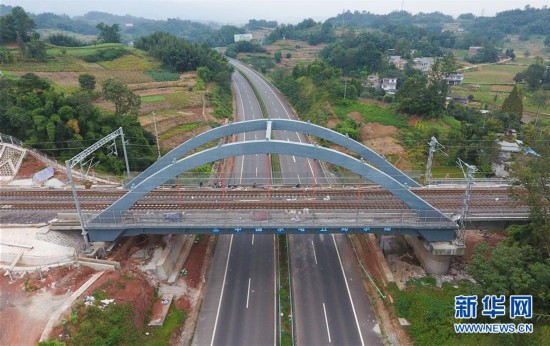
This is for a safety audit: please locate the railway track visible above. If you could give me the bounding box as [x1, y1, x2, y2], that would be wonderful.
[0, 187, 527, 213]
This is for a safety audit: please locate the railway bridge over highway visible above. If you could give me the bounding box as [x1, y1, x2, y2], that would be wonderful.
[82, 119, 528, 253]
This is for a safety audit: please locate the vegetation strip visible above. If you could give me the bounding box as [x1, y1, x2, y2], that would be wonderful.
[237, 70, 269, 118]
[277, 234, 294, 345]
[348, 235, 386, 300]
[270, 154, 282, 185]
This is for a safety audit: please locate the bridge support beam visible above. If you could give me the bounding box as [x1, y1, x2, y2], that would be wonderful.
[405, 235, 465, 275]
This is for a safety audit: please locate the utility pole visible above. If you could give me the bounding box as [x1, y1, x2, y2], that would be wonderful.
[152, 111, 161, 160]
[425, 136, 440, 185]
[343, 78, 347, 100]
[456, 159, 477, 246]
[66, 127, 129, 250]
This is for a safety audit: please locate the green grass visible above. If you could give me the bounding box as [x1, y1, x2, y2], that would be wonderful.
[143, 304, 186, 346]
[442, 115, 462, 130]
[159, 122, 211, 140]
[333, 100, 408, 128]
[141, 95, 166, 103]
[430, 166, 468, 178]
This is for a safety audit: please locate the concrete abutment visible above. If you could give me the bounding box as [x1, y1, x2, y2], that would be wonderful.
[405, 235, 465, 275]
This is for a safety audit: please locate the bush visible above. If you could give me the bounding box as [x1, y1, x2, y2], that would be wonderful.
[69, 303, 140, 346]
[383, 94, 395, 103]
[46, 33, 87, 47]
[82, 48, 129, 63]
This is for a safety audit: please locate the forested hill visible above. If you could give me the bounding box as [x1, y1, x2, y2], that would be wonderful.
[327, 7, 550, 40]
[0, 5, 244, 46]
[326, 10, 453, 31]
[462, 6, 550, 40]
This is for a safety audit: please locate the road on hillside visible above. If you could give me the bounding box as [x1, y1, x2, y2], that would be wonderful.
[229, 58, 383, 345]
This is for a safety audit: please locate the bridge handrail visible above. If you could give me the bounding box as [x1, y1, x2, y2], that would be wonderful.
[84, 207, 457, 228]
[428, 177, 515, 186]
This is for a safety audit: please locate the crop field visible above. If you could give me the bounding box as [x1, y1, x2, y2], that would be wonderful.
[141, 95, 166, 103]
[46, 43, 129, 56]
[37, 28, 97, 42]
[159, 122, 211, 140]
[463, 64, 525, 84]
[2, 56, 87, 71]
[98, 54, 159, 71]
[506, 35, 549, 60]
[266, 39, 327, 69]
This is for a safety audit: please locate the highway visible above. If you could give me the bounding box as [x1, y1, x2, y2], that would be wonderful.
[231, 72, 269, 186]
[193, 73, 276, 345]
[229, 59, 383, 345]
[229, 59, 326, 186]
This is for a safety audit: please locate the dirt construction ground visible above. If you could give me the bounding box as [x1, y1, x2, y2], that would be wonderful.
[0, 265, 96, 345]
[0, 233, 213, 345]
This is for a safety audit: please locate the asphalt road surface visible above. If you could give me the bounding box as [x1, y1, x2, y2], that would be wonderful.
[230, 72, 269, 186]
[193, 72, 276, 346]
[229, 58, 383, 345]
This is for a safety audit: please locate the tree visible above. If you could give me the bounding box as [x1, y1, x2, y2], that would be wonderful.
[396, 65, 449, 118]
[78, 74, 96, 91]
[10, 6, 36, 53]
[102, 78, 140, 116]
[26, 39, 47, 61]
[0, 7, 36, 55]
[274, 51, 282, 63]
[96, 22, 121, 43]
[514, 63, 550, 90]
[505, 48, 516, 60]
[509, 127, 550, 258]
[501, 85, 523, 117]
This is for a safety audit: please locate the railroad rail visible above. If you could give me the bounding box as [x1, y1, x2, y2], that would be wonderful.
[0, 187, 527, 215]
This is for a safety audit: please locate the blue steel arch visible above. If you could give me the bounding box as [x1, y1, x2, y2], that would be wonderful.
[94, 140, 447, 226]
[127, 119, 420, 188]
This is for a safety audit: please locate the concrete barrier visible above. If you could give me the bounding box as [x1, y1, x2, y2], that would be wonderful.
[77, 257, 120, 271]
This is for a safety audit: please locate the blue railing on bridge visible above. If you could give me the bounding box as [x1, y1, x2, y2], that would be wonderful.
[85, 208, 456, 230]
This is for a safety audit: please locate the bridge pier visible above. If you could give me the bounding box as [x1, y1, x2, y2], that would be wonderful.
[405, 235, 465, 275]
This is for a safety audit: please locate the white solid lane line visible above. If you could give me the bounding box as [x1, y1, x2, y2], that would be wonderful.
[323, 302, 331, 343]
[331, 234, 365, 346]
[312, 240, 318, 265]
[252, 234, 255, 245]
[246, 277, 251, 309]
[210, 235, 234, 346]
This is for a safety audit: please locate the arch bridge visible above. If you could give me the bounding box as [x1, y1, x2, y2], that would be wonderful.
[85, 119, 457, 242]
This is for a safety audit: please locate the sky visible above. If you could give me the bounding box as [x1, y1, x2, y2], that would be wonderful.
[3, 0, 549, 24]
